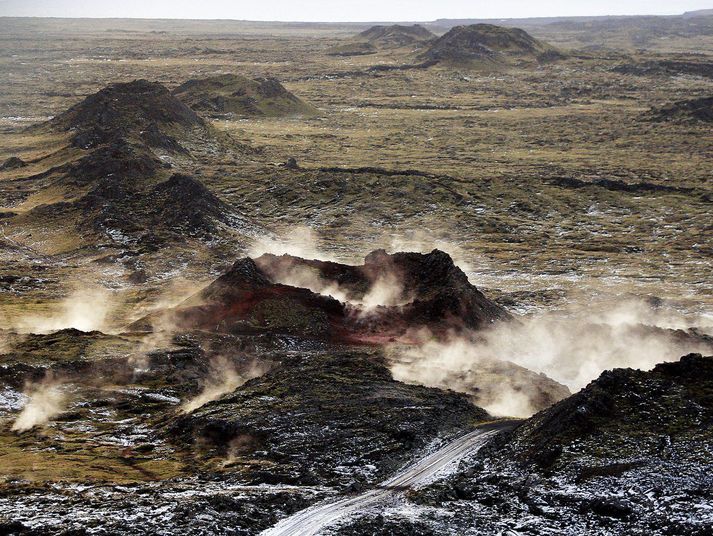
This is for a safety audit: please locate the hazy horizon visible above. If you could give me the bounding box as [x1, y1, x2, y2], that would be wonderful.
[0, 0, 712, 22]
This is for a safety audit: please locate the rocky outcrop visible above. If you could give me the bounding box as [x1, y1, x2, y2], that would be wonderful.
[143, 173, 233, 234]
[612, 60, 713, 79]
[258, 249, 511, 329]
[395, 354, 713, 535]
[649, 96, 713, 123]
[497, 353, 713, 470]
[0, 157, 27, 171]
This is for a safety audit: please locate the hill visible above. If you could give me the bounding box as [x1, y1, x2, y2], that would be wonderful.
[327, 24, 435, 56]
[398, 353, 713, 535]
[131, 249, 571, 414]
[169, 351, 486, 489]
[356, 24, 435, 48]
[133, 249, 512, 342]
[4, 80, 257, 258]
[48, 79, 205, 151]
[682, 9, 713, 18]
[172, 74, 318, 118]
[420, 24, 562, 68]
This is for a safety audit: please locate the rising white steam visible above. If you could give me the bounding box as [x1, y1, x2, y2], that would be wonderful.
[249, 226, 337, 261]
[473, 299, 713, 391]
[266, 259, 408, 310]
[130, 277, 210, 363]
[389, 297, 712, 417]
[12, 376, 67, 432]
[264, 262, 352, 304]
[388, 336, 550, 418]
[181, 357, 265, 414]
[11, 287, 116, 334]
[360, 271, 407, 310]
[252, 229, 409, 309]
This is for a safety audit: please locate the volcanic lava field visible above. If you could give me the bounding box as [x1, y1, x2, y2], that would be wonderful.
[0, 14, 712, 536]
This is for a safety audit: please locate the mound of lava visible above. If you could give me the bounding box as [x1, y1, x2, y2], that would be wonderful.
[172, 74, 317, 118]
[169, 351, 485, 489]
[46, 79, 204, 150]
[353, 24, 435, 49]
[132, 249, 511, 344]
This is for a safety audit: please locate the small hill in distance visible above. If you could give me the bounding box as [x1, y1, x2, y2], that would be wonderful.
[682, 9, 713, 18]
[172, 74, 318, 118]
[327, 24, 435, 56]
[357, 24, 435, 48]
[420, 24, 562, 69]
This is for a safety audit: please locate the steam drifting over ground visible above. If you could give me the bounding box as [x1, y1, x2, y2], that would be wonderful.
[181, 357, 267, 414]
[8, 286, 116, 334]
[249, 226, 337, 262]
[476, 297, 713, 390]
[389, 297, 713, 417]
[247, 229, 713, 418]
[12, 375, 68, 432]
[251, 227, 413, 309]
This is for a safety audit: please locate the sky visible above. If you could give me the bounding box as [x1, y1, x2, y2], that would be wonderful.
[0, 0, 711, 21]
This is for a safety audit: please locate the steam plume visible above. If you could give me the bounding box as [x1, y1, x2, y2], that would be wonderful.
[249, 226, 338, 261]
[389, 297, 712, 417]
[388, 336, 547, 418]
[360, 271, 407, 310]
[12, 375, 67, 432]
[473, 298, 713, 391]
[132, 277, 209, 359]
[253, 234, 410, 309]
[263, 262, 352, 304]
[181, 357, 265, 413]
[11, 286, 116, 334]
